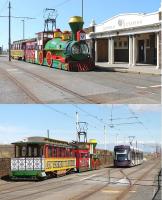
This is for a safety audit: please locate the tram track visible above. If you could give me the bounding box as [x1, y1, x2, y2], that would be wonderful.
[0, 168, 109, 195]
[0, 169, 110, 200]
[0, 159, 158, 200]
[17, 61, 161, 99]
[0, 67, 42, 103]
[115, 159, 160, 200]
[2, 61, 99, 104]
[68, 159, 160, 200]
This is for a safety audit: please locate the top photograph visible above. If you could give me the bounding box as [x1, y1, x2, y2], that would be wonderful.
[0, 0, 161, 104]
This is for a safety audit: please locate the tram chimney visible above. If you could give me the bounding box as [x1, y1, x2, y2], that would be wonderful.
[69, 16, 84, 40]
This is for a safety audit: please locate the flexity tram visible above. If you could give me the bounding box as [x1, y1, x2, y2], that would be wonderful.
[10, 137, 100, 180]
[11, 16, 94, 72]
[114, 145, 143, 167]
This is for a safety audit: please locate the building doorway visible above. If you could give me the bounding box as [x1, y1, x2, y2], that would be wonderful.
[138, 40, 145, 63]
[97, 39, 108, 62]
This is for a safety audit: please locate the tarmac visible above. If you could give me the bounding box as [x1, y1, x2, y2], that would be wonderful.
[0, 55, 161, 75]
[95, 62, 162, 75]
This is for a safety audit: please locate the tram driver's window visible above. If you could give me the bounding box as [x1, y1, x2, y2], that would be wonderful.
[28, 146, 32, 157]
[34, 147, 38, 157]
[21, 146, 27, 157]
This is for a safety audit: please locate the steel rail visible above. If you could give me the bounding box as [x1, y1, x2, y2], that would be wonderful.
[0, 169, 109, 200]
[3, 61, 99, 104]
[0, 67, 42, 103]
[115, 159, 160, 200]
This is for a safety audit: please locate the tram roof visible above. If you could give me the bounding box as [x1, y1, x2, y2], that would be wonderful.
[114, 145, 143, 152]
[12, 136, 72, 148]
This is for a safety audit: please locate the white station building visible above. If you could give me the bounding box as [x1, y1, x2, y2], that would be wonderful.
[88, 5, 162, 69]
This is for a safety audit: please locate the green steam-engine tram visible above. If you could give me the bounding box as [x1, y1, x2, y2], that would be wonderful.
[11, 16, 94, 72]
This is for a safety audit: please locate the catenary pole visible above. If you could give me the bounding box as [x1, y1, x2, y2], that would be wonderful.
[22, 20, 25, 39]
[8, 1, 11, 61]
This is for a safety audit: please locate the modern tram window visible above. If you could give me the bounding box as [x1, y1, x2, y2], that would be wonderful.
[117, 154, 127, 161]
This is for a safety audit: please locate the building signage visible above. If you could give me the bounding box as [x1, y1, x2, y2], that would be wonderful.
[95, 12, 159, 33]
[103, 18, 143, 31]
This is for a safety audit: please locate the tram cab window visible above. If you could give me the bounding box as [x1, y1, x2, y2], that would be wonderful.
[81, 153, 89, 158]
[33, 147, 38, 157]
[116, 154, 127, 161]
[15, 146, 27, 157]
[21, 146, 27, 157]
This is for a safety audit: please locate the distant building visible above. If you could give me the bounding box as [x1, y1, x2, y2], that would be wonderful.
[0, 47, 2, 54]
[87, 4, 162, 69]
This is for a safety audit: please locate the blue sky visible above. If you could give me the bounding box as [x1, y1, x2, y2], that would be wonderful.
[0, 0, 161, 49]
[0, 104, 161, 152]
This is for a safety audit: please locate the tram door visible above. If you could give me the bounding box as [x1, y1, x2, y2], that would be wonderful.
[138, 40, 145, 63]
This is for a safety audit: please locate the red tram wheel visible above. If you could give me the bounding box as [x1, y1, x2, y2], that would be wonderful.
[46, 51, 52, 67]
[39, 51, 44, 65]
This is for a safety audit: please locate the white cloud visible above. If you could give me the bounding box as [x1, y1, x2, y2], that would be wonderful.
[0, 124, 43, 144]
[128, 104, 161, 113]
[0, 124, 77, 144]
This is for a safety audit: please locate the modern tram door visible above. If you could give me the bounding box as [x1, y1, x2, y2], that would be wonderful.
[138, 40, 145, 63]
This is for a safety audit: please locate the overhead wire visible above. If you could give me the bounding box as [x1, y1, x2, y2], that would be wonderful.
[33, 0, 73, 19]
[126, 105, 153, 135]
[42, 104, 101, 131]
[0, 0, 9, 14]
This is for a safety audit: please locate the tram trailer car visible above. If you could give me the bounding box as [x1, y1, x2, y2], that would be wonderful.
[10, 137, 99, 180]
[114, 145, 143, 167]
[11, 16, 94, 72]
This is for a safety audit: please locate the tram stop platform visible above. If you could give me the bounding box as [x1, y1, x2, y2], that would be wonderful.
[95, 62, 161, 75]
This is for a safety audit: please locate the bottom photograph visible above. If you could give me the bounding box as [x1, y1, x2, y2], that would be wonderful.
[0, 104, 161, 200]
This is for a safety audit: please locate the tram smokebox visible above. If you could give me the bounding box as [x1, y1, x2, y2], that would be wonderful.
[69, 16, 84, 40]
